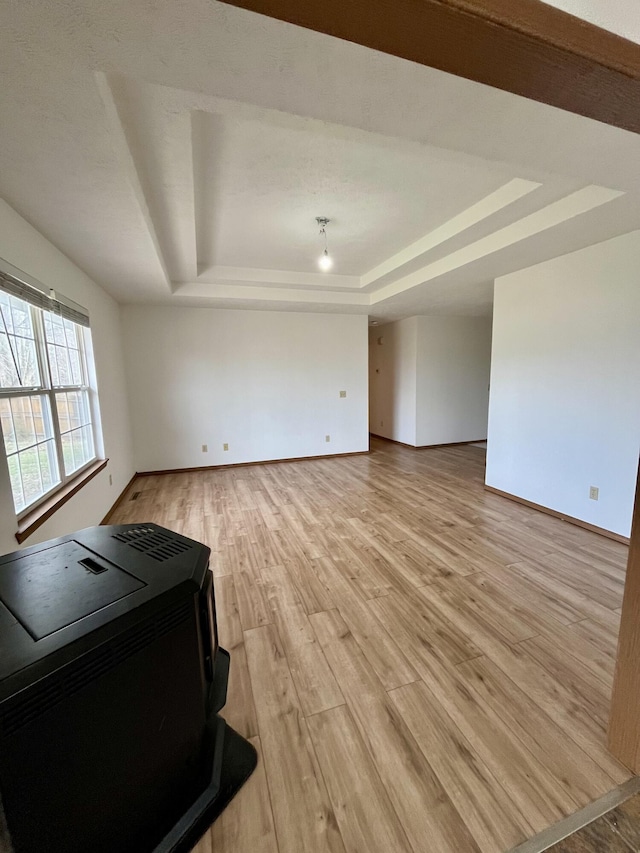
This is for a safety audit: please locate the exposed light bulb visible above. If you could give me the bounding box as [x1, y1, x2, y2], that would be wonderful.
[316, 218, 333, 271]
[318, 249, 333, 271]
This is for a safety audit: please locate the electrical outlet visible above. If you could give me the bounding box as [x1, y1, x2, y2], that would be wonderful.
[339, 390, 347, 398]
[325, 435, 330, 442]
[223, 443, 229, 451]
[109, 474, 112, 486]
[202, 444, 208, 453]
[589, 486, 599, 501]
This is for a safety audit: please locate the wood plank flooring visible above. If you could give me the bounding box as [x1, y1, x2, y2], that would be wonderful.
[107, 437, 632, 853]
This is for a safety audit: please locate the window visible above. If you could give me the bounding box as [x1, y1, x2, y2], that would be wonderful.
[0, 273, 99, 517]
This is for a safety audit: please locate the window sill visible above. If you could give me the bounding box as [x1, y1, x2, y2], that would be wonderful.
[15, 459, 109, 544]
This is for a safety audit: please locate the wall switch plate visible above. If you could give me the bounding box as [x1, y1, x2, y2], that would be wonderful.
[202, 444, 208, 453]
[589, 486, 599, 501]
[339, 390, 347, 398]
[223, 443, 229, 451]
[325, 435, 330, 442]
[109, 474, 112, 486]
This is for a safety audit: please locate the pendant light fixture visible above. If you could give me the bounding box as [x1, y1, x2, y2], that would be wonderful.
[316, 217, 333, 271]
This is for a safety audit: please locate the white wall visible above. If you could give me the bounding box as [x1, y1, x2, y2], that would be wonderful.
[486, 230, 640, 537]
[369, 318, 417, 445]
[122, 307, 369, 471]
[416, 316, 492, 446]
[369, 316, 491, 447]
[0, 199, 134, 555]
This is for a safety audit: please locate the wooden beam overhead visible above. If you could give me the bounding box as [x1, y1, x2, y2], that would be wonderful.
[220, 0, 640, 135]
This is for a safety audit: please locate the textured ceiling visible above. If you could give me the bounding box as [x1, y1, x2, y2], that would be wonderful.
[192, 112, 511, 276]
[1, 0, 640, 319]
[540, 0, 640, 43]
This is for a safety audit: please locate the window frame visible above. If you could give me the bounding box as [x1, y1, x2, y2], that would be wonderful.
[0, 296, 99, 520]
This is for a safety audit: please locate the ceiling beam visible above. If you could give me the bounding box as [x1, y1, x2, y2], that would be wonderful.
[220, 0, 640, 135]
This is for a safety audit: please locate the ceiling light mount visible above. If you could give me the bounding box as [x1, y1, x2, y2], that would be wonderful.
[316, 217, 333, 271]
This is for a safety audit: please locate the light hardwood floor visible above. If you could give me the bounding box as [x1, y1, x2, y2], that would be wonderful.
[108, 437, 632, 853]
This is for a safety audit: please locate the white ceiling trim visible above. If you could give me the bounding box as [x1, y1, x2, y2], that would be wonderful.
[172, 184, 625, 311]
[192, 176, 538, 293]
[370, 184, 625, 304]
[91, 71, 634, 315]
[102, 74, 541, 296]
[178, 184, 624, 309]
[194, 265, 361, 290]
[173, 282, 370, 304]
[95, 72, 173, 291]
[360, 178, 542, 288]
